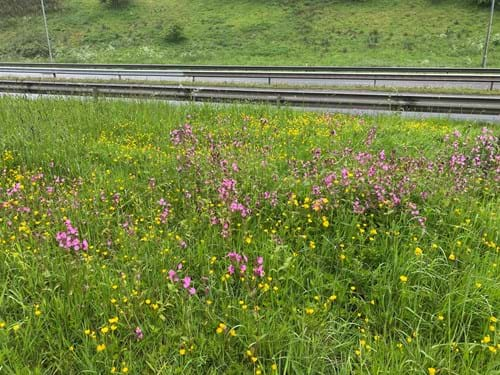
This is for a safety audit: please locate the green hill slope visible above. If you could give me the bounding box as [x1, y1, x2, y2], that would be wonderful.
[0, 0, 499, 66]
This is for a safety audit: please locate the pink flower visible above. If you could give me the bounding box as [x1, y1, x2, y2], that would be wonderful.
[134, 326, 144, 340]
[253, 265, 264, 278]
[168, 270, 178, 282]
[182, 276, 191, 289]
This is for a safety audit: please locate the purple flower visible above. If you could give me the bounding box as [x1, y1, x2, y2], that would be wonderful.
[134, 327, 144, 340]
[182, 276, 191, 289]
[168, 270, 178, 282]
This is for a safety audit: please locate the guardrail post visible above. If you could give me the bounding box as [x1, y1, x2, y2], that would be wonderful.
[490, 81, 494, 91]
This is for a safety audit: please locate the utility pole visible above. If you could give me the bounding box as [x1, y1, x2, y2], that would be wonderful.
[40, 0, 53, 62]
[482, 0, 496, 68]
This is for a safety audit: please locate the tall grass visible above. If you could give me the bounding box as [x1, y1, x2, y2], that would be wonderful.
[0, 97, 498, 374]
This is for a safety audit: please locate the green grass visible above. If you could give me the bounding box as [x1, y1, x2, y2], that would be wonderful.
[0, 0, 499, 67]
[0, 97, 499, 374]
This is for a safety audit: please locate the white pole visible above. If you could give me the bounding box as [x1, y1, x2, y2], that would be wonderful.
[482, 0, 496, 68]
[40, 0, 53, 62]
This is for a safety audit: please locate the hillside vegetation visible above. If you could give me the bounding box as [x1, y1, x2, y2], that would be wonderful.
[0, 0, 499, 66]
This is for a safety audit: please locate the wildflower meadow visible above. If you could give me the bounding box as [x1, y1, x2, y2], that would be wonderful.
[0, 97, 498, 374]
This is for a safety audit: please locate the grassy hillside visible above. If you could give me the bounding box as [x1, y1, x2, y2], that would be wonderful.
[0, 0, 499, 66]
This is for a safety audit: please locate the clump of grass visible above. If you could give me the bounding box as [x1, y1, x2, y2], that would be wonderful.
[0, 98, 498, 373]
[164, 23, 186, 43]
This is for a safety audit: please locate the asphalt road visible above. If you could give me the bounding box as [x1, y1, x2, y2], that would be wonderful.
[1, 67, 500, 90]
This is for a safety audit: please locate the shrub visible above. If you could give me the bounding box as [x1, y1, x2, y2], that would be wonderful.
[99, 0, 131, 8]
[474, 0, 495, 5]
[164, 24, 186, 43]
[367, 30, 380, 48]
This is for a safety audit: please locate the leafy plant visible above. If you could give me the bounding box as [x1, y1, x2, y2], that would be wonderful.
[367, 30, 380, 48]
[99, 0, 131, 9]
[164, 23, 186, 43]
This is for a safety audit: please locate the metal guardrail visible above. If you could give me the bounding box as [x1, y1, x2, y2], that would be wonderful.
[1, 62, 500, 74]
[1, 80, 499, 115]
[1, 66, 500, 90]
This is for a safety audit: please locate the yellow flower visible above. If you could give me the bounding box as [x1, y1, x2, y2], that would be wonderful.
[490, 316, 497, 323]
[329, 294, 337, 302]
[414, 247, 423, 256]
[399, 275, 408, 283]
[0, 322, 5, 329]
[96, 343, 106, 352]
[229, 329, 237, 337]
[214, 322, 227, 334]
[437, 315, 444, 321]
[100, 326, 109, 334]
[428, 368, 437, 375]
[305, 308, 315, 315]
[12, 324, 21, 332]
[448, 253, 456, 261]
[481, 335, 491, 344]
[271, 363, 278, 371]
[179, 348, 186, 355]
[121, 367, 129, 374]
[108, 317, 119, 324]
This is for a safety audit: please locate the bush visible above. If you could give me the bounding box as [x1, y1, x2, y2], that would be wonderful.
[474, 0, 495, 5]
[99, 0, 131, 8]
[164, 24, 186, 43]
[367, 30, 380, 48]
